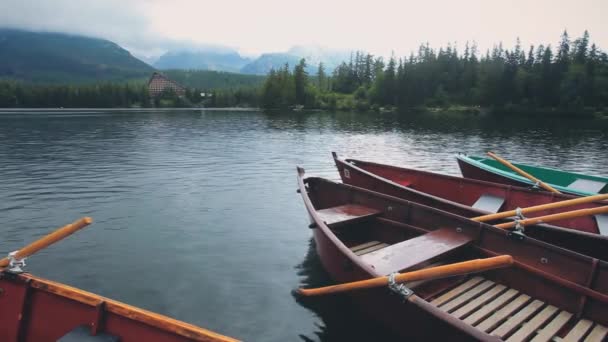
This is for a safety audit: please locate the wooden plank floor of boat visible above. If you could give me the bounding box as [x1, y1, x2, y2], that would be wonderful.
[429, 277, 608, 342]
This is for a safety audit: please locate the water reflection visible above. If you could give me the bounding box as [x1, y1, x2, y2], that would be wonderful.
[294, 238, 399, 341]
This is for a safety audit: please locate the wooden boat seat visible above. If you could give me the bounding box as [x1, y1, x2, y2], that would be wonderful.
[349, 241, 390, 256]
[595, 214, 608, 236]
[472, 194, 506, 214]
[429, 277, 608, 342]
[359, 228, 474, 275]
[316, 204, 381, 227]
[567, 179, 607, 194]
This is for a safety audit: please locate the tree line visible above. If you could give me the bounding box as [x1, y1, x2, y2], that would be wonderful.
[261, 30, 608, 115]
[2, 30, 607, 114]
[0, 80, 261, 108]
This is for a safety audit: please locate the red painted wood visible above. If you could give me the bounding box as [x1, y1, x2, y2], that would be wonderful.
[297, 173, 608, 341]
[333, 157, 608, 261]
[0, 274, 236, 342]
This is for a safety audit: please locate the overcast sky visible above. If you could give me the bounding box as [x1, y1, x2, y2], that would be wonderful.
[1, 0, 607, 58]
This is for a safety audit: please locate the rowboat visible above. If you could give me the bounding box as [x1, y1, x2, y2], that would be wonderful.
[0, 218, 237, 342]
[297, 168, 608, 341]
[456, 154, 608, 197]
[332, 153, 608, 260]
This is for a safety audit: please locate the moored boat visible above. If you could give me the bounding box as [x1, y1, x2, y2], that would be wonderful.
[456, 154, 608, 196]
[297, 168, 608, 341]
[333, 153, 608, 260]
[0, 218, 238, 342]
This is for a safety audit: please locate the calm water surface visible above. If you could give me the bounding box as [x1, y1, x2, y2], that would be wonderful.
[0, 109, 606, 341]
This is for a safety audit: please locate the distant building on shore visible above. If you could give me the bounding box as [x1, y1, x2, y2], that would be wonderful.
[147, 72, 186, 97]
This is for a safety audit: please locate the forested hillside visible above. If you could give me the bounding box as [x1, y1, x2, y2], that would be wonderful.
[0, 29, 153, 83]
[162, 69, 265, 89]
[261, 30, 608, 115]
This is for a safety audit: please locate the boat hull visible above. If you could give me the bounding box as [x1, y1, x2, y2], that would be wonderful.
[296, 171, 608, 341]
[456, 154, 608, 196]
[333, 155, 608, 260]
[0, 272, 236, 342]
[457, 156, 533, 188]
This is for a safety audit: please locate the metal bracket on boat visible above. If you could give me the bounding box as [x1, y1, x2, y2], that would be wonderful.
[515, 207, 526, 220]
[387, 273, 413, 299]
[7, 251, 26, 274]
[530, 181, 542, 191]
[507, 222, 526, 241]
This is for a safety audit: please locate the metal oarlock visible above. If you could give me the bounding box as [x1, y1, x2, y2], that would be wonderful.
[7, 251, 26, 273]
[388, 272, 413, 299]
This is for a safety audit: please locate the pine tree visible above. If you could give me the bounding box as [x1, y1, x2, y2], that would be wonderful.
[294, 58, 308, 104]
[317, 63, 326, 92]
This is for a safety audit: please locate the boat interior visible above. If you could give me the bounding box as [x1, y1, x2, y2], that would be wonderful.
[344, 158, 607, 235]
[303, 176, 608, 341]
[465, 156, 608, 195]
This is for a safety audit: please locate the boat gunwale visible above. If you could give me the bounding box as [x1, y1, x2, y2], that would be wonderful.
[0, 271, 239, 342]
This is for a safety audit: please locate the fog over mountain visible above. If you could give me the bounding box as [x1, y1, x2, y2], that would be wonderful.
[153, 44, 353, 75]
[3, 0, 605, 60]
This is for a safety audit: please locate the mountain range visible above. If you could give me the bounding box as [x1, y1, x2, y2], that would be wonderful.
[154, 45, 352, 75]
[0, 29, 154, 83]
[0, 28, 353, 84]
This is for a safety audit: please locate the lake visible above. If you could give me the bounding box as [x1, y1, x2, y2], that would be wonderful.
[0, 109, 606, 341]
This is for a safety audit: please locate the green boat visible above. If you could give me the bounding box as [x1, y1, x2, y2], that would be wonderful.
[456, 154, 608, 196]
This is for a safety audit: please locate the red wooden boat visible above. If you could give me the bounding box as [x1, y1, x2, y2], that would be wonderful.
[0, 218, 237, 342]
[297, 168, 608, 341]
[333, 153, 608, 260]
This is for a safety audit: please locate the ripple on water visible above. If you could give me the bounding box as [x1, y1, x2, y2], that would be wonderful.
[0, 110, 606, 341]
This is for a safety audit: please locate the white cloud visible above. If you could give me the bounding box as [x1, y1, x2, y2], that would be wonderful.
[1, 0, 607, 59]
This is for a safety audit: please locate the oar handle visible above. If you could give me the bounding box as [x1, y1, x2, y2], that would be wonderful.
[487, 152, 561, 194]
[298, 255, 513, 296]
[495, 206, 608, 229]
[0, 217, 93, 268]
[472, 193, 608, 222]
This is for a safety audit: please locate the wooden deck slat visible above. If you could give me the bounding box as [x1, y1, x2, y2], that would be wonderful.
[429, 278, 605, 342]
[506, 305, 559, 342]
[354, 243, 389, 256]
[440, 280, 495, 313]
[563, 320, 593, 342]
[531, 311, 573, 342]
[430, 277, 485, 307]
[476, 291, 531, 332]
[350, 241, 382, 252]
[491, 299, 545, 339]
[466, 289, 521, 327]
[584, 324, 608, 342]
[453, 284, 507, 319]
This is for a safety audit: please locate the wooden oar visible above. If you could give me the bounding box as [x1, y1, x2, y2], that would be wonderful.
[297, 255, 513, 296]
[0, 217, 93, 268]
[495, 206, 608, 229]
[486, 152, 561, 194]
[472, 193, 608, 222]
